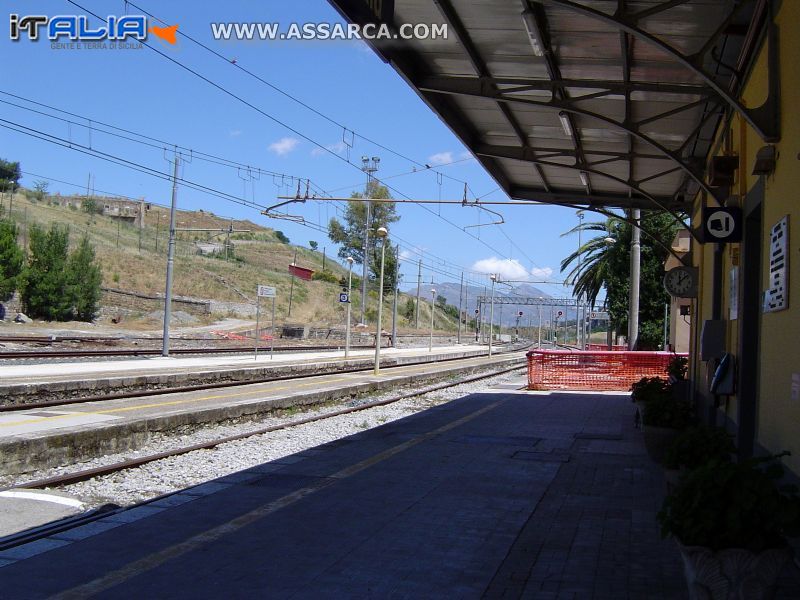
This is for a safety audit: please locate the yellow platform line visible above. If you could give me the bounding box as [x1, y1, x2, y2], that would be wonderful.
[51, 399, 504, 599]
[1, 355, 513, 429]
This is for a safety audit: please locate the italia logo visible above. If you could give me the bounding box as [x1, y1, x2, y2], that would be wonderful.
[9, 14, 178, 44]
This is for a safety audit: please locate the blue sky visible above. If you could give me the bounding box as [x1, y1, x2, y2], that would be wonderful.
[1, 0, 594, 299]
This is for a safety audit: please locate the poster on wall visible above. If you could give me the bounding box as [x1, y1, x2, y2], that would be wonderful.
[763, 215, 789, 313]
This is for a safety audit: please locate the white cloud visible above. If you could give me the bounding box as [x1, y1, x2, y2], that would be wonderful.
[458, 151, 474, 161]
[472, 257, 529, 281]
[428, 151, 453, 166]
[229, 129, 242, 137]
[268, 137, 299, 156]
[311, 140, 347, 157]
[530, 266, 554, 279]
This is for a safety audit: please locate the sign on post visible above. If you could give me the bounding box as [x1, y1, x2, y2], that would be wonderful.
[339, 292, 349, 303]
[257, 285, 276, 298]
[590, 311, 610, 320]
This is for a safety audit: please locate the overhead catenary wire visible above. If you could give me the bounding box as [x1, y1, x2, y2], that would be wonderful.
[62, 0, 553, 277]
[123, 0, 478, 192]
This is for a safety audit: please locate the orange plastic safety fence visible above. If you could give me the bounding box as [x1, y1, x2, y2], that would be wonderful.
[526, 350, 688, 391]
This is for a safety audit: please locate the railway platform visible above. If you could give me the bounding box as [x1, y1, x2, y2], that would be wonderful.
[0, 343, 491, 404]
[0, 348, 524, 476]
[6, 387, 797, 598]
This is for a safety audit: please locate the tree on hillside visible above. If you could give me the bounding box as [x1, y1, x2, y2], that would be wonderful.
[67, 235, 103, 321]
[560, 212, 679, 349]
[33, 180, 49, 201]
[308, 240, 318, 251]
[275, 230, 290, 244]
[328, 180, 400, 292]
[0, 158, 21, 192]
[0, 220, 24, 302]
[20, 224, 103, 322]
[21, 224, 73, 320]
[403, 297, 415, 321]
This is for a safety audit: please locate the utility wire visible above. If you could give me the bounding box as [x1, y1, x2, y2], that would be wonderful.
[63, 0, 535, 272]
[124, 0, 477, 191]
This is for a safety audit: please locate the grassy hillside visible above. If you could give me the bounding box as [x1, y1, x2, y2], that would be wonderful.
[1, 190, 461, 331]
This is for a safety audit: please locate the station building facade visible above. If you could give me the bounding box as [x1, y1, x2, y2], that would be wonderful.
[688, 0, 799, 476]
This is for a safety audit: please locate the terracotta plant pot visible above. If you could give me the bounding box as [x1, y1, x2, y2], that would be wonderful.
[643, 425, 680, 464]
[677, 542, 793, 599]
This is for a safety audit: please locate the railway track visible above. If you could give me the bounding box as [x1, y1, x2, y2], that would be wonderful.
[0, 362, 526, 550]
[0, 345, 526, 413]
[12, 362, 525, 490]
[0, 343, 373, 360]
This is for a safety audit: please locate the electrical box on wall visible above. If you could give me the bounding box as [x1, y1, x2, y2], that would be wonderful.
[708, 155, 739, 186]
[700, 319, 726, 361]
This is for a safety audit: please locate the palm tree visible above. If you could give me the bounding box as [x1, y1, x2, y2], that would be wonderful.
[560, 216, 625, 308]
[561, 211, 681, 349]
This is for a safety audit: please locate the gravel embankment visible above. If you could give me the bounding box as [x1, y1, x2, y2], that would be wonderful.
[21, 369, 526, 508]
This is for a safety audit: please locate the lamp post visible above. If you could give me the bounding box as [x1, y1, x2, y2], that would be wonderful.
[373, 227, 388, 375]
[345, 256, 354, 359]
[429, 287, 436, 352]
[488, 274, 497, 357]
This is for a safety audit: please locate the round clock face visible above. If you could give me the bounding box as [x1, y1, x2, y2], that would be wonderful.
[664, 267, 695, 297]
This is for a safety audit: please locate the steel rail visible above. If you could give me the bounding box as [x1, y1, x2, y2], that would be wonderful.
[8, 362, 527, 492]
[0, 344, 523, 413]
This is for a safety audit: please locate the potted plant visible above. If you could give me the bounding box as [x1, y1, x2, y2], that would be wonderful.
[658, 455, 800, 599]
[667, 354, 690, 401]
[662, 425, 736, 491]
[630, 376, 670, 428]
[640, 393, 693, 463]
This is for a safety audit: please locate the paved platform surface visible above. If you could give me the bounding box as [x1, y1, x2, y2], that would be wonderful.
[1, 389, 799, 598]
[0, 489, 85, 537]
[0, 352, 524, 476]
[0, 344, 486, 385]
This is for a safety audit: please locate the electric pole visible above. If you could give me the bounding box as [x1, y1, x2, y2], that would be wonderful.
[162, 155, 179, 357]
[360, 156, 379, 325]
[628, 208, 641, 350]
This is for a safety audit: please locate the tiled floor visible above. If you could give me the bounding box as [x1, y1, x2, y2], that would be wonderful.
[1, 389, 798, 598]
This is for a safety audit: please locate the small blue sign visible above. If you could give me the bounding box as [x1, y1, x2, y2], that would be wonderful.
[339, 293, 349, 303]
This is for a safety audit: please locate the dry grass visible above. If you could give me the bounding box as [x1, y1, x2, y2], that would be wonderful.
[2, 192, 460, 330]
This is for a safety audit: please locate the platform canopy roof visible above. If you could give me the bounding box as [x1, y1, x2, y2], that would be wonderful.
[327, 0, 773, 212]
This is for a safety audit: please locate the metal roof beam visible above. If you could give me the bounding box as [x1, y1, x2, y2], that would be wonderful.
[508, 185, 672, 210]
[432, 0, 551, 192]
[420, 78, 720, 200]
[424, 76, 712, 98]
[475, 143, 686, 216]
[532, 0, 776, 140]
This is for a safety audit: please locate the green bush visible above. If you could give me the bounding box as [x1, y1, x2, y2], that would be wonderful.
[20, 224, 102, 322]
[663, 426, 736, 470]
[667, 355, 689, 380]
[630, 376, 670, 403]
[312, 270, 339, 284]
[642, 394, 693, 429]
[0, 219, 23, 301]
[658, 455, 800, 552]
[81, 197, 103, 215]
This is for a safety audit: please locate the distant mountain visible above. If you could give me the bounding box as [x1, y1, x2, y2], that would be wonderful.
[403, 280, 580, 327]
